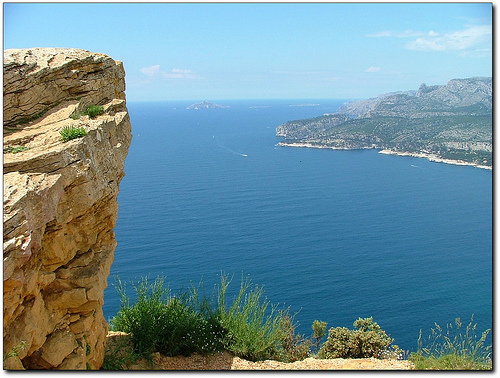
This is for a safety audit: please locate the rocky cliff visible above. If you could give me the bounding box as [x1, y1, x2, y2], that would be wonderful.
[3, 48, 132, 369]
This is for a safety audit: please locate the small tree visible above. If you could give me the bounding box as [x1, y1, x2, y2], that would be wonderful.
[312, 320, 327, 353]
[277, 315, 311, 362]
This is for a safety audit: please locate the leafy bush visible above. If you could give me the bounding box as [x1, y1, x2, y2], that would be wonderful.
[110, 274, 310, 363]
[154, 296, 215, 356]
[70, 105, 104, 120]
[84, 105, 104, 119]
[110, 277, 170, 357]
[216, 275, 291, 362]
[311, 320, 327, 354]
[409, 316, 492, 370]
[277, 315, 311, 362]
[110, 277, 224, 358]
[102, 333, 143, 370]
[318, 317, 394, 359]
[60, 125, 87, 142]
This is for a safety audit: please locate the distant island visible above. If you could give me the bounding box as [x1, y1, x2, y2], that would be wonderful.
[276, 77, 492, 169]
[187, 101, 230, 110]
[289, 103, 320, 107]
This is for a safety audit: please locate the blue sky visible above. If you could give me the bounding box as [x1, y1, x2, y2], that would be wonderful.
[3, 2, 492, 101]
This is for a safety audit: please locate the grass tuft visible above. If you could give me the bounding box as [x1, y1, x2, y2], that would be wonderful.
[60, 125, 87, 142]
[70, 105, 104, 120]
[4, 146, 30, 154]
[84, 105, 104, 119]
[409, 315, 492, 370]
[216, 274, 291, 362]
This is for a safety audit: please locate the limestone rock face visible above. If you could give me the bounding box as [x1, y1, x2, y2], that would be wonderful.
[3, 48, 132, 370]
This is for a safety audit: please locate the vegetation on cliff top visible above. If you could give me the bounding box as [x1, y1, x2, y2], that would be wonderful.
[70, 104, 104, 120]
[105, 274, 491, 370]
[60, 125, 88, 142]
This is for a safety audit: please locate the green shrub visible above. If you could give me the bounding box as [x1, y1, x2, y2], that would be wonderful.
[110, 277, 170, 357]
[409, 316, 492, 370]
[60, 125, 87, 142]
[4, 146, 30, 154]
[277, 314, 311, 362]
[70, 105, 104, 120]
[318, 317, 394, 359]
[101, 333, 143, 370]
[216, 275, 290, 362]
[312, 320, 327, 354]
[110, 274, 332, 363]
[84, 105, 104, 119]
[110, 277, 223, 358]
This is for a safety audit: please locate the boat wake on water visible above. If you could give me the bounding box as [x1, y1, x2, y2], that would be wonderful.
[218, 144, 248, 157]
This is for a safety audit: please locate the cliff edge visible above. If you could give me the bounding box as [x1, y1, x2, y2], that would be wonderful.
[3, 48, 132, 369]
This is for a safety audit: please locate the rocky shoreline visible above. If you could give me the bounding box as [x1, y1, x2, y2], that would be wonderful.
[276, 141, 375, 151]
[276, 142, 492, 170]
[378, 149, 492, 170]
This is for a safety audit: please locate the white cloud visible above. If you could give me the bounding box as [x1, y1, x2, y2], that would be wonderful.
[405, 25, 491, 52]
[140, 64, 161, 77]
[365, 66, 381, 73]
[367, 30, 424, 38]
[140, 65, 199, 79]
[164, 68, 198, 79]
[271, 70, 324, 76]
[171, 68, 193, 74]
[459, 48, 492, 58]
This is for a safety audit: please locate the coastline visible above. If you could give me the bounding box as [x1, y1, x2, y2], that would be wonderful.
[276, 142, 492, 171]
[275, 141, 375, 151]
[378, 149, 492, 171]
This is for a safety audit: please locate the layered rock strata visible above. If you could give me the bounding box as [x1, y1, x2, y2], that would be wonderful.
[3, 48, 132, 369]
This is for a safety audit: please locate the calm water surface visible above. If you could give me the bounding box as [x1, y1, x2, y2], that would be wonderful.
[103, 100, 492, 351]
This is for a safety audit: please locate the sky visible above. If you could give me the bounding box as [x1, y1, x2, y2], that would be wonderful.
[3, 2, 492, 102]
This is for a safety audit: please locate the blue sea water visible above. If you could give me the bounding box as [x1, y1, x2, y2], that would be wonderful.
[103, 100, 492, 352]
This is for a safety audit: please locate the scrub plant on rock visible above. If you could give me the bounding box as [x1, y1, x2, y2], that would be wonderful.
[318, 317, 395, 359]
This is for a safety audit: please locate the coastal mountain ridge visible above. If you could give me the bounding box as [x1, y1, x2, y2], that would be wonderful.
[276, 77, 492, 168]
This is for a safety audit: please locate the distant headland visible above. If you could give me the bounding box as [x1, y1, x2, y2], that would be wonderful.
[276, 77, 492, 169]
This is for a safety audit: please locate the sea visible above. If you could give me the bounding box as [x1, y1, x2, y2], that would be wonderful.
[103, 99, 492, 352]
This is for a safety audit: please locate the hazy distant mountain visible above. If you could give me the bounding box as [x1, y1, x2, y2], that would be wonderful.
[187, 101, 230, 110]
[276, 78, 492, 167]
[336, 90, 417, 118]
